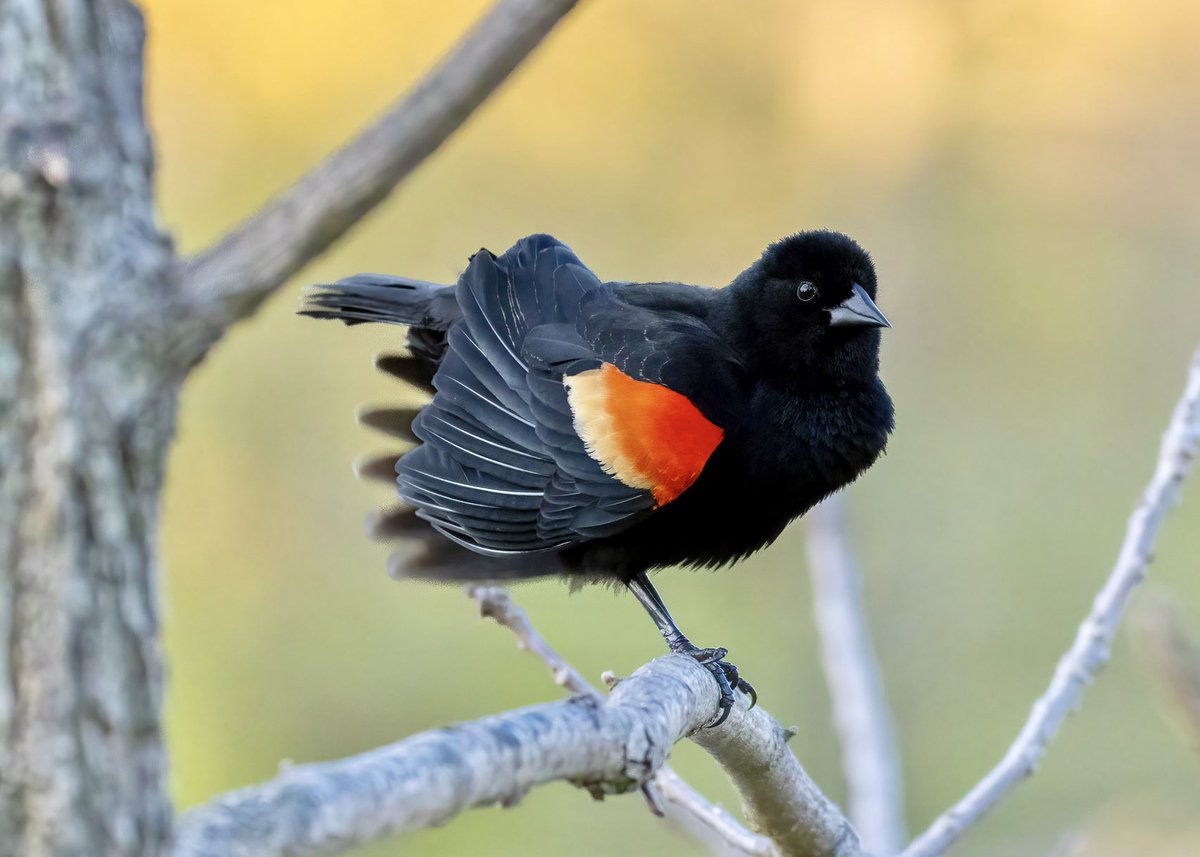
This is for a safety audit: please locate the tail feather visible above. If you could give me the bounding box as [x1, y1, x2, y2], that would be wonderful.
[375, 353, 436, 393]
[387, 529, 564, 583]
[300, 274, 454, 328]
[357, 405, 421, 443]
[354, 452, 403, 484]
[305, 265, 565, 584]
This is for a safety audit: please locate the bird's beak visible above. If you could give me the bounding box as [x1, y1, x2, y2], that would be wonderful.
[828, 283, 892, 329]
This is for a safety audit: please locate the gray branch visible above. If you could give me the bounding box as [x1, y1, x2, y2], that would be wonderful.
[805, 496, 907, 856]
[170, 653, 854, 857]
[467, 585, 780, 857]
[900, 348, 1200, 857]
[168, 349, 1200, 857]
[690, 704, 863, 857]
[173, 0, 580, 367]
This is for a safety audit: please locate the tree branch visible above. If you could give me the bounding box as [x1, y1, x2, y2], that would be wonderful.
[170, 650, 854, 857]
[173, 0, 580, 366]
[805, 495, 907, 856]
[467, 585, 780, 857]
[899, 348, 1200, 857]
[170, 654, 720, 857]
[690, 704, 863, 857]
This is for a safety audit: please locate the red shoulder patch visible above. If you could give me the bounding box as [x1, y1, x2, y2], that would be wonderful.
[564, 364, 724, 505]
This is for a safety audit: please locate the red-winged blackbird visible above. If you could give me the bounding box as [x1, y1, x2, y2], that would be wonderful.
[303, 232, 893, 724]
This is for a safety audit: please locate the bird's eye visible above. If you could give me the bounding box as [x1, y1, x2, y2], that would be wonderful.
[796, 282, 819, 303]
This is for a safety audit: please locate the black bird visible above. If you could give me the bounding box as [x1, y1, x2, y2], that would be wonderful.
[302, 232, 893, 725]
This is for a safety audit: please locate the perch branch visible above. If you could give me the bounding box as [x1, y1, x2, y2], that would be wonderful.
[174, 0, 580, 365]
[171, 607, 861, 857]
[900, 348, 1200, 857]
[171, 654, 723, 857]
[170, 650, 854, 857]
[689, 703, 863, 857]
[467, 585, 779, 857]
[805, 495, 907, 856]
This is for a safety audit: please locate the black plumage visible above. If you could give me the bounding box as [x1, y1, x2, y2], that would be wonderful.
[302, 231, 894, 724]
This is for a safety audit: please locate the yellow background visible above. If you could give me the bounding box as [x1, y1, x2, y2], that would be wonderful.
[145, 2, 1200, 855]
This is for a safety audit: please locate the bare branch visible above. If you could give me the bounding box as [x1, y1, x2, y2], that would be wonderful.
[690, 705, 862, 857]
[170, 650, 855, 857]
[466, 585, 780, 857]
[173, 0, 580, 365]
[469, 585, 597, 697]
[171, 654, 719, 857]
[805, 495, 907, 856]
[900, 348, 1200, 857]
[655, 768, 783, 857]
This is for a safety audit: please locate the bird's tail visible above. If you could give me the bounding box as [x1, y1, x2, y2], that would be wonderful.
[300, 273, 456, 329]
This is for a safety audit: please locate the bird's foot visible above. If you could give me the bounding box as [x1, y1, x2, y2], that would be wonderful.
[671, 643, 757, 728]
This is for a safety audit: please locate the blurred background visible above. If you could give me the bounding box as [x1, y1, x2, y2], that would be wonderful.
[144, 1, 1200, 855]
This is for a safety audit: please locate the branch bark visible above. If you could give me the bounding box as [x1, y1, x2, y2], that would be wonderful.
[805, 496, 907, 856]
[174, 0, 580, 368]
[689, 705, 862, 857]
[467, 585, 780, 857]
[169, 655, 835, 857]
[1, 2, 176, 854]
[899, 348, 1200, 857]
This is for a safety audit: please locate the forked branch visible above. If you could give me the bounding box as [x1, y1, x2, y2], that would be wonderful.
[172, 350, 1199, 857]
[174, 0, 580, 367]
[467, 585, 781, 857]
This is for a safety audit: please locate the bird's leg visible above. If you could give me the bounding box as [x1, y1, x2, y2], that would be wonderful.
[625, 573, 756, 727]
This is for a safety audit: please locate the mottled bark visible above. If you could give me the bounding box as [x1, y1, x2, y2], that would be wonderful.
[0, 1, 178, 855]
[172, 655, 729, 857]
[0, 1, 583, 855]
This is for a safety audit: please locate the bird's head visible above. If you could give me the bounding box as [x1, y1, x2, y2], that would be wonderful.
[725, 230, 890, 385]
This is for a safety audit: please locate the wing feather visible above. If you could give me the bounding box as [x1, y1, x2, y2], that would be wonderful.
[390, 234, 743, 566]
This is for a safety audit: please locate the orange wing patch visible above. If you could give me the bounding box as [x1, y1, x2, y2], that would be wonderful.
[563, 364, 724, 505]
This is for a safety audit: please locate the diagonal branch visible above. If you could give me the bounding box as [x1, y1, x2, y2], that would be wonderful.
[690, 702, 863, 857]
[805, 495, 907, 856]
[467, 585, 780, 857]
[900, 348, 1200, 857]
[173, 0, 580, 368]
[169, 652, 856, 857]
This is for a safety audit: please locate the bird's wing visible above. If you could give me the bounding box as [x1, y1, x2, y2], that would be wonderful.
[397, 234, 745, 559]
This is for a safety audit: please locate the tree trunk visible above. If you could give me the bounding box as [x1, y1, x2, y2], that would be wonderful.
[0, 1, 176, 855]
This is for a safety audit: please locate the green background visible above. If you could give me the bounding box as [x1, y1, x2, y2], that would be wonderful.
[146, 2, 1200, 855]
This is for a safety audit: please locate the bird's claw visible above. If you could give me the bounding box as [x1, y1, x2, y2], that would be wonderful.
[675, 645, 757, 728]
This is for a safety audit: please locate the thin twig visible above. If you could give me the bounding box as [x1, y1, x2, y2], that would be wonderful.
[805, 495, 907, 856]
[466, 585, 779, 857]
[174, 0, 580, 366]
[469, 585, 597, 697]
[900, 348, 1200, 857]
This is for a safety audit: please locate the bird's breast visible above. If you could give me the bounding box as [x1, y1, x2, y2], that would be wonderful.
[730, 382, 891, 497]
